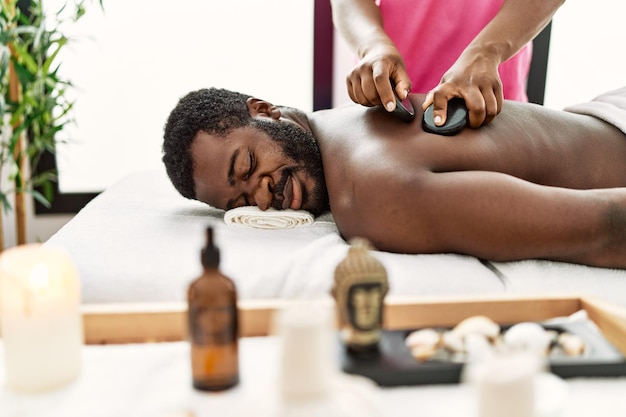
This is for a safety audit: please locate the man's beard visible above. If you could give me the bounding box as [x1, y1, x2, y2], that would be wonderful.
[251, 118, 329, 216]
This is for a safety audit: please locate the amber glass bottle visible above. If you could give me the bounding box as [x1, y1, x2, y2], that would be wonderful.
[187, 227, 239, 391]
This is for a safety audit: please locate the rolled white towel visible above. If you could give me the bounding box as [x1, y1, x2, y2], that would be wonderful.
[224, 206, 315, 229]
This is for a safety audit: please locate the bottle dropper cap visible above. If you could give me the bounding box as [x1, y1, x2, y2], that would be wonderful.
[201, 227, 220, 268]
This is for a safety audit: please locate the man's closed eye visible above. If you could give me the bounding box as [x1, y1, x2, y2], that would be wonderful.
[244, 152, 255, 180]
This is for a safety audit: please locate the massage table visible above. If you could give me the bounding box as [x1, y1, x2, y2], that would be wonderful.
[45, 169, 626, 308]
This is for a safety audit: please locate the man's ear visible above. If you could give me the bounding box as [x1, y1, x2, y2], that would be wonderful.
[246, 97, 281, 120]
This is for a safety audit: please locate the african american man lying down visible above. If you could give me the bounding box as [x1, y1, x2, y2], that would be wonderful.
[162, 86, 626, 269]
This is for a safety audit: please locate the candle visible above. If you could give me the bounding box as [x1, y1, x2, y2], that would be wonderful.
[0, 243, 83, 392]
[465, 352, 541, 417]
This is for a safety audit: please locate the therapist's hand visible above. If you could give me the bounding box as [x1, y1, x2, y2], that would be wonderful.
[346, 41, 412, 111]
[422, 49, 503, 128]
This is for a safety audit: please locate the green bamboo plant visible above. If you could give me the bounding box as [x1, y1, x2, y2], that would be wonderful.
[0, 0, 101, 247]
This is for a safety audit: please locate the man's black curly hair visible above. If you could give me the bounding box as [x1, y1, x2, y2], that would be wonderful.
[162, 88, 253, 200]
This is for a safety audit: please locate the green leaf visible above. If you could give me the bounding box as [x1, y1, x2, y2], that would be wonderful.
[11, 43, 38, 75]
[0, 192, 12, 214]
[0, 44, 10, 80]
[42, 40, 66, 75]
[30, 188, 52, 208]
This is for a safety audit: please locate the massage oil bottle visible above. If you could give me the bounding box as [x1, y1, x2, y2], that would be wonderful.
[187, 226, 239, 391]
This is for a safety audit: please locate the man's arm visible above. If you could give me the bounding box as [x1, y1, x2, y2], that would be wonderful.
[340, 169, 626, 269]
[330, 0, 411, 110]
[423, 0, 565, 128]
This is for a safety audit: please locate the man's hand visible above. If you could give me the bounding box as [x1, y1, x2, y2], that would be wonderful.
[422, 50, 503, 129]
[346, 41, 412, 111]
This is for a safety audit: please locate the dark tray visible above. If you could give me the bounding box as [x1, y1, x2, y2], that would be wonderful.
[339, 321, 626, 386]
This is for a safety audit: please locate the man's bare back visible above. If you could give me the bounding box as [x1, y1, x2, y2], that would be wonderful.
[308, 94, 626, 267]
[311, 94, 626, 190]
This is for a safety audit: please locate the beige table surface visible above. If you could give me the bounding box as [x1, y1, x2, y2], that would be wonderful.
[2, 336, 626, 417]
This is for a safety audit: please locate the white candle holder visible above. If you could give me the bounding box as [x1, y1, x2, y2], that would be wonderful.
[0, 243, 83, 392]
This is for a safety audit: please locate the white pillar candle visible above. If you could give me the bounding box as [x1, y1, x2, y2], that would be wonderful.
[466, 352, 541, 417]
[0, 243, 83, 392]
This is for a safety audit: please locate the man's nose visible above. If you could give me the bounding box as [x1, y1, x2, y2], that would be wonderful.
[251, 176, 272, 210]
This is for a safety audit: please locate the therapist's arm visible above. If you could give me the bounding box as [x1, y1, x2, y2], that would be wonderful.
[422, 0, 565, 128]
[330, 0, 411, 111]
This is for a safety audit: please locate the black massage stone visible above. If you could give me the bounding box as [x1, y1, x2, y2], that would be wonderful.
[392, 92, 416, 123]
[422, 98, 468, 136]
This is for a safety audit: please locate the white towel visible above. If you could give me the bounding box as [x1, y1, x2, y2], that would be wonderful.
[224, 206, 315, 229]
[564, 86, 626, 135]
